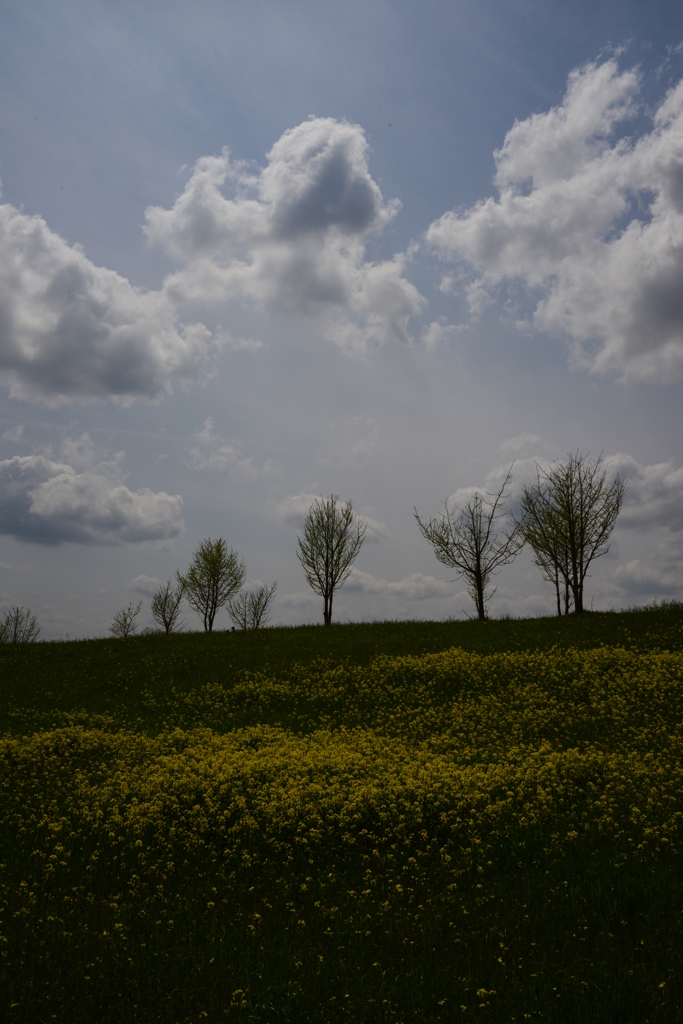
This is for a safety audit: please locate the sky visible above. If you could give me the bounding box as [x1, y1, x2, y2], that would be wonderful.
[1, 0, 683, 637]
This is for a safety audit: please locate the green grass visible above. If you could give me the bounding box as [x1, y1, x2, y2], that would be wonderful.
[1, 609, 683, 1023]
[2, 609, 683, 736]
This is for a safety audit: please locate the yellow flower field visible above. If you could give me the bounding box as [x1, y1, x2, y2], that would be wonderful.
[2, 642, 682, 1021]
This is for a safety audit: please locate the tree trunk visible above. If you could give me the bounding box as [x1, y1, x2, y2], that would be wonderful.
[476, 574, 486, 620]
[570, 576, 584, 614]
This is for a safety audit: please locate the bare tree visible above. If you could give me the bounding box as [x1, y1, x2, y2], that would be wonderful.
[227, 581, 278, 630]
[110, 600, 142, 638]
[226, 591, 251, 631]
[249, 581, 277, 628]
[414, 466, 522, 621]
[151, 579, 185, 634]
[297, 495, 366, 626]
[0, 606, 41, 643]
[517, 452, 625, 614]
[516, 467, 573, 617]
[177, 538, 246, 632]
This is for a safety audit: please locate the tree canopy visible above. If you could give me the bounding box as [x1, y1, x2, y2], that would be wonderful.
[177, 538, 246, 632]
[297, 495, 365, 626]
[517, 452, 625, 614]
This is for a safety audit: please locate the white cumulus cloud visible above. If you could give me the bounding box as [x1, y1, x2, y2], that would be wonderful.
[0, 197, 211, 403]
[188, 417, 262, 477]
[0, 434, 184, 545]
[427, 58, 683, 381]
[345, 568, 455, 600]
[420, 319, 461, 351]
[145, 118, 424, 353]
[608, 452, 683, 532]
[128, 575, 165, 596]
[499, 433, 545, 454]
[612, 557, 683, 596]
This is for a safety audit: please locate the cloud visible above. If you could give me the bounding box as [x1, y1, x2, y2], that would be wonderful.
[345, 568, 455, 600]
[443, 483, 487, 509]
[274, 492, 321, 529]
[279, 574, 461, 623]
[215, 330, 263, 353]
[608, 452, 683, 531]
[274, 491, 385, 541]
[445, 451, 683, 534]
[612, 557, 683, 596]
[605, 454, 683, 600]
[1, 424, 24, 443]
[361, 516, 388, 544]
[420, 319, 461, 351]
[188, 417, 262, 477]
[427, 58, 683, 381]
[499, 432, 544, 454]
[277, 590, 319, 612]
[0, 197, 211, 403]
[128, 575, 165, 596]
[349, 435, 379, 461]
[472, 451, 683, 538]
[347, 415, 380, 461]
[145, 118, 424, 353]
[317, 415, 381, 465]
[0, 434, 184, 545]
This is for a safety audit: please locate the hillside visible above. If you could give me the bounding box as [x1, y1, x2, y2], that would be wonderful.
[1, 609, 682, 1022]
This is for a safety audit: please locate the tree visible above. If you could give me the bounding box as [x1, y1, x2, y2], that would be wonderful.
[227, 581, 278, 630]
[516, 467, 573, 617]
[0, 606, 41, 643]
[110, 600, 142, 638]
[177, 538, 246, 632]
[151, 579, 185, 634]
[414, 467, 522, 621]
[517, 452, 625, 615]
[297, 495, 366, 626]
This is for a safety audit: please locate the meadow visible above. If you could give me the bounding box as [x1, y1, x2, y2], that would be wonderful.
[1, 609, 683, 1022]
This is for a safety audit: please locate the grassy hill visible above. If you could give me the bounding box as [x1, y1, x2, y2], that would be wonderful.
[1, 609, 682, 1022]
[2, 608, 682, 735]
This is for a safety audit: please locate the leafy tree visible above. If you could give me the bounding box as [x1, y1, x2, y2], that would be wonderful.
[0, 606, 41, 643]
[177, 538, 246, 632]
[517, 452, 625, 614]
[297, 495, 366, 626]
[414, 466, 522, 621]
[151, 579, 185, 634]
[110, 600, 142, 639]
[227, 581, 278, 630]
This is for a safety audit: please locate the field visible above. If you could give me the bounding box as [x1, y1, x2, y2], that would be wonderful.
[1, 610, 683, 1022]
